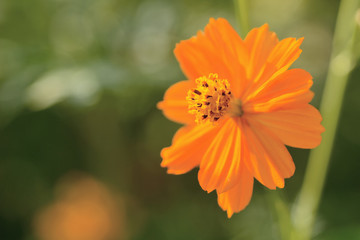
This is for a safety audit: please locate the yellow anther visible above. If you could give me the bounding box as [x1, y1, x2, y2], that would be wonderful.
[187, 73, 232, 124]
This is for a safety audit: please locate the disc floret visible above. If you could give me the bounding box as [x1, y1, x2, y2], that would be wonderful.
[187, 73, 232, 124]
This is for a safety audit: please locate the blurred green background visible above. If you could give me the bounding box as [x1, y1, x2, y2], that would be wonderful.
[0, 0, 359, 239]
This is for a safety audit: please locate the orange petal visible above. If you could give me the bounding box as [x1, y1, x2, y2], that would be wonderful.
[198, 118, 244, 193]
[217, 167, 254, 218]
[242, 37, 304, 100]
[244, 24, 279, 81]
[157, 80, 195, 125]
[161, 122, 221, 175]
[244, 91, 314, 113]
[174, 18, 248, 97]
[242, 118, 295, 189]
[243, 69, 314, 113]
[268, 37, 304, 72]
[247, 105, 324, 148]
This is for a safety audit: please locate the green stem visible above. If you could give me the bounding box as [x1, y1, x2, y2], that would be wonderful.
[234, 0, 250, 36]
[267, 192, 293, 240]
[292, 1, 360, 239]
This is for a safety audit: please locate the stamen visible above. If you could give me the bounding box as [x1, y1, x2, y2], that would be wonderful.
[187, 73, 232, 124]
[194, 89, 202, 95]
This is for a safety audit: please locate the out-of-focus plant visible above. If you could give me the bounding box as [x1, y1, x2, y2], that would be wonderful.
[292, 1, 360, 239]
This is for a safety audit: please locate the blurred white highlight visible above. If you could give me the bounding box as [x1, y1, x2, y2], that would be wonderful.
[26, 68, 100, 110]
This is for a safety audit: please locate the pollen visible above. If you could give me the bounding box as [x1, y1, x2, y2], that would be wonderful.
[187, 73, 232, 124]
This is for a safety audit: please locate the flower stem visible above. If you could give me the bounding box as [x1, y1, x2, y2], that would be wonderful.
[292, 1, 360, 239]
[234, 0, 250, 36]
[267, 192, 293, 240]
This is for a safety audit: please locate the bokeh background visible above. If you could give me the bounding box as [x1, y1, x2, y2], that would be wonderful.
[0, 0, 359, 239]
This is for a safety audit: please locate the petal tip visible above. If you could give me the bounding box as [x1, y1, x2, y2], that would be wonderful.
[197, 170, 215, 193]
[157, 101, 164, 110]
[298, 37, 305, 44]
[227, 211, 234, 218]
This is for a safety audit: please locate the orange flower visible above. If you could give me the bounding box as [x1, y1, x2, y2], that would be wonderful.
[158, 18, 324, 217]
[34, 174, 125, 240]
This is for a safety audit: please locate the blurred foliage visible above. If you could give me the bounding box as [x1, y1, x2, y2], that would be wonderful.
[0, 0, 359, 239]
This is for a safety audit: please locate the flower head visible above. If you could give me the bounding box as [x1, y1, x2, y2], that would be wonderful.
[158, 18, 324, 217]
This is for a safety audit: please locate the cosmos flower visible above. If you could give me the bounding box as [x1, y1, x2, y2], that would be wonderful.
[34, 173, 124, 240]
[158, 18, 324, 217]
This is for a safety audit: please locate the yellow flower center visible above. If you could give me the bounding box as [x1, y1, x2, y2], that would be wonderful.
[187, 73, 232, 124]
